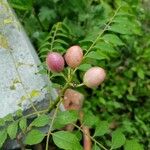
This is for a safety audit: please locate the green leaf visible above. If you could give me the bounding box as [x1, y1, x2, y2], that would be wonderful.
[109, 23, 132, 34]
[62, 22, 72, 34]
[96, 51, 110, 60]
[78, 64, 92, 71]
[103, 34, 124, 46]
[30, 114, 50, 127]
[94, 42, 118, 57]
[0, 118, 5, 126]
[73, 130, 82, 141]
[10, 0, 33, 10]
[137, 68, 145, 79]
[52, 131, 82, 150]
[92, 144, 101, 150]
[52, 45, 65, 51]
[83, 111, 99, 127]
[127, 95, 137, 101]
[39, 7, 56, 22]
[79, 39, 93, 45]
[57, 33, 69, 38]
[7, 121, 18, 139]
[94, 121, 109, 137]
[16, 109, 23, 117]
[124, 139, 144, 150]
[113, 16, 141, 35]
[54, 39, 69, 46]
[86, 51, 106, 60]
[54, 110, 78, 129]
[19, 117, 27, 132]
[94, 42, 115, 52]
[0, 129, 7, 147]
[4, 114, 14, 122]
[111, 130, 126, 149]
[24, 129, 45, 145]
[113, 16, 130, 24]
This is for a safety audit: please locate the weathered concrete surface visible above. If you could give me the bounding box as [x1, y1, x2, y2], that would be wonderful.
[0, 0, 59, 118]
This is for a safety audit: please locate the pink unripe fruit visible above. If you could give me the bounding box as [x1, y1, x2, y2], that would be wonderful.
[83, 67, 106, 88]
[64, 45, 83, 68]
[46, 52, 65, 72]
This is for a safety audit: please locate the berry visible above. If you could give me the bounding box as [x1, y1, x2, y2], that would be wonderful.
[83, 67, 106, 88]
[46, 52, 64, 72]
[64, 45, 83, 68]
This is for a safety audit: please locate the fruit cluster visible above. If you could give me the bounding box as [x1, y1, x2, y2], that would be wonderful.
[46, 45, 106, 149]
[46, 45, 106, 89]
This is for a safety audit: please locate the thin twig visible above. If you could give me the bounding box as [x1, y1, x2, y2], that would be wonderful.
[83, 6, 121, 58]
[45, 66, 73, 149]
[72, 6, 122, 77]
[45, 98, 63, 150]
[16, 133, 26, 150]
[72, 123, 108, 150]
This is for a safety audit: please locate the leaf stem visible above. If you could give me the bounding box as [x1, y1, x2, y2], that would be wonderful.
[50, 23, 60, 51]
[70, 5, 122, 77]
[83, 5, 121, 58]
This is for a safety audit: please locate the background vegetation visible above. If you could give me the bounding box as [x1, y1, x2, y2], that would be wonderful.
[0, 0, 150, 149]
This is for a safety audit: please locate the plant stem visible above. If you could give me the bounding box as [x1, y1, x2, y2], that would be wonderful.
[16, 133, 26, 150]
[83, 5, 121, 58]
[71, 5, 122, 77]
[76, 83, 84, 87]
[45, 66, 74, 149]
[72, 123, 108, 150]
[45, 98, 63, 150]
[33, 8, 46, 31]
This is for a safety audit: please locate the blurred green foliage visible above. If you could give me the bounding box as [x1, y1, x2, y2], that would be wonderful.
[8, 0, 150, 149]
